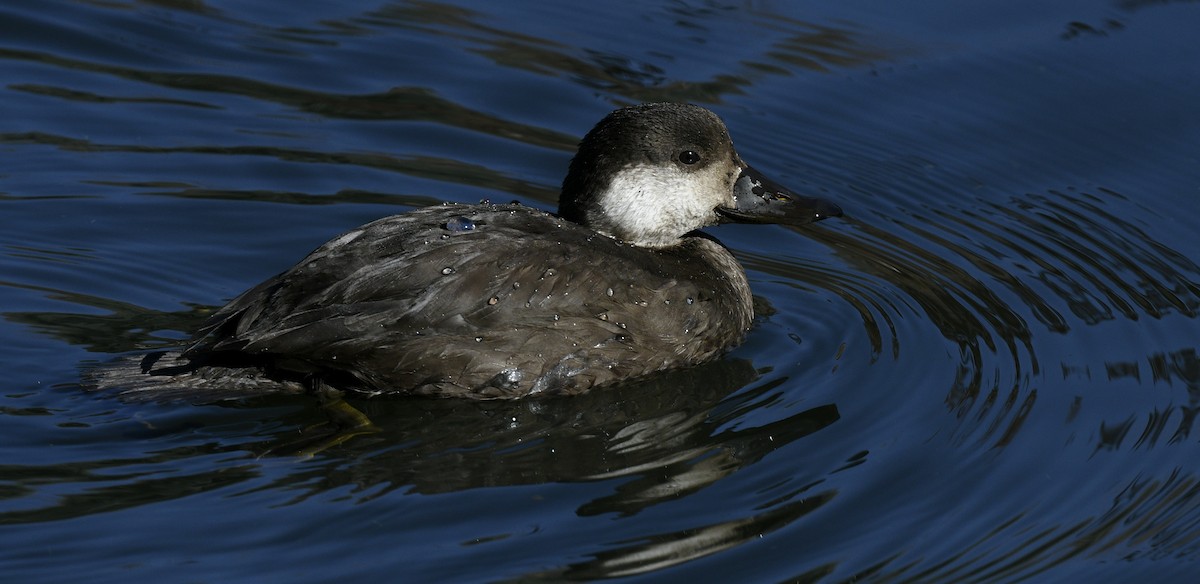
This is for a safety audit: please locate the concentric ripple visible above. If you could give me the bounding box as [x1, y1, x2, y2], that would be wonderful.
[782, 183, 1200, 448]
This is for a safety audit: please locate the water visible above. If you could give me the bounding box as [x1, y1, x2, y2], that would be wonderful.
[3, 0, 1200, 581]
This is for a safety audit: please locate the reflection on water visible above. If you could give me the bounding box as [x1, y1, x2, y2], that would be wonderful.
[791, 187, 1200, 451]
[861, 463, 1200, 582]
[365, 1, 894, 103]
[1098, 347, 1200, 450]
[0, 131, 561, 203]
[0, 0, 898, 206]
[3, 0, 1200, 581]
[0, 46, 579, 149]
[552, 491, 837, 580]
[3, 358, 840, 578]
[1, 284, 205, 352]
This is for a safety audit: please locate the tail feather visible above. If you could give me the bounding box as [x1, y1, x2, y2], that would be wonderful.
[85, 350, 306, 403]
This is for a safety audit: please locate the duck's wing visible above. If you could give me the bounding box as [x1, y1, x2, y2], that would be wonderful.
[186, 204, 751, 397]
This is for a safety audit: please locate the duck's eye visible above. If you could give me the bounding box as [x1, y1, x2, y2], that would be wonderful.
[678, 150, 701, 165]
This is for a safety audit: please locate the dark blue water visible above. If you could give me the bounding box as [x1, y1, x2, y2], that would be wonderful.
[3, 1, 1200, 582]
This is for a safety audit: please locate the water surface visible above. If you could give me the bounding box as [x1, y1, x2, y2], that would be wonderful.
[3, 0, 1200, 582]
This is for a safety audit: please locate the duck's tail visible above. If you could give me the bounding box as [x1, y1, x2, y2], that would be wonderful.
[84, 350, 306, 403]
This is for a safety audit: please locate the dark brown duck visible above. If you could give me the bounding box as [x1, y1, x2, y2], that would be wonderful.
[101, 103, 841, 400]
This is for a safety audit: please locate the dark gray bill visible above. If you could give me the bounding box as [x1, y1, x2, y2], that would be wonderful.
[717, 165, 842, 225]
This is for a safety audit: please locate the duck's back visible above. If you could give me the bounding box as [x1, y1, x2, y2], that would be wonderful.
[183, 203, 753, 398]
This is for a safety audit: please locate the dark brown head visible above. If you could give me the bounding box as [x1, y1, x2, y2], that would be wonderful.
[559, 103, 841, 247]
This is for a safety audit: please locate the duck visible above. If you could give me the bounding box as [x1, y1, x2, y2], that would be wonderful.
[105, 103, 841, 400]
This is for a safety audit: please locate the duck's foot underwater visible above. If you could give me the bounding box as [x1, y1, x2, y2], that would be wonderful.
[264, 381, 381, 458]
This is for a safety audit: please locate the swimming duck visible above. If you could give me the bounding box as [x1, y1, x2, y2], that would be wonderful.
[111, 103, 841, 400]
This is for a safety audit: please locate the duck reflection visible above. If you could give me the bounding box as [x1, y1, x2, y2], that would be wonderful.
[237, 357, 839, 577]
[261, 357, 837, 516]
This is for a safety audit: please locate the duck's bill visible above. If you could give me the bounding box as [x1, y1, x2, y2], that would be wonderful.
[717, 165, 842, 225]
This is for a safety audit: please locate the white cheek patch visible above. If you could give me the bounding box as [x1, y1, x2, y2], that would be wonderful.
[598, 163, 731, 246]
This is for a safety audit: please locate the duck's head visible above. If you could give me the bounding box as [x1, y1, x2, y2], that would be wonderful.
[559, 103, 842, 247]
